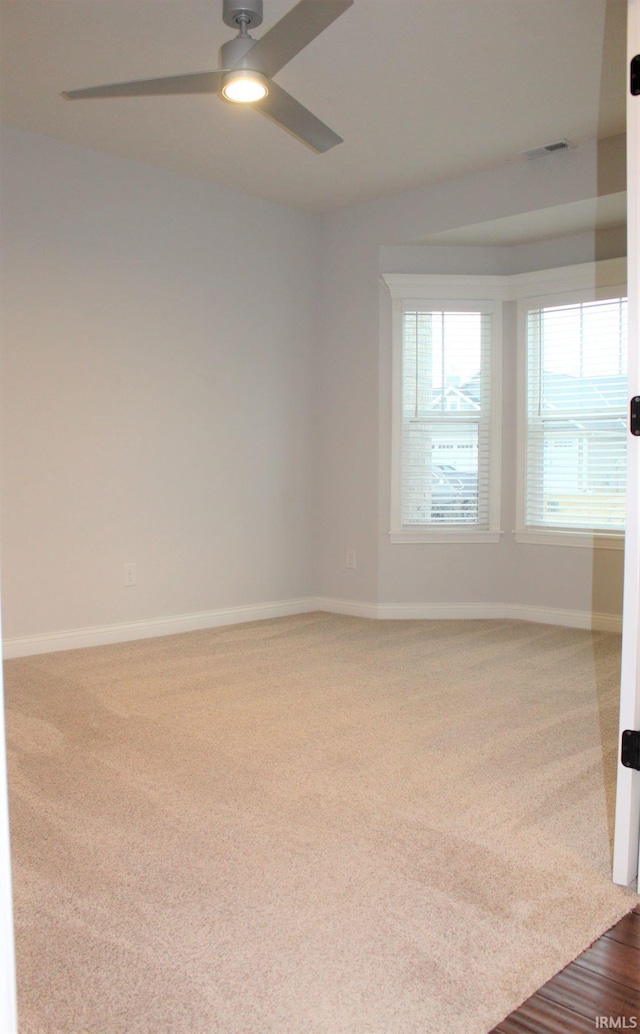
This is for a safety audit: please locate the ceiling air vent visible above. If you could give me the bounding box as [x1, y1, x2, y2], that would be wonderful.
[521, 139, 575, 159]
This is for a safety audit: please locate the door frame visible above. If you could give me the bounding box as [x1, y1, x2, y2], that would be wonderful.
[0, 595, 17, 1033]
[613, 0, 640, 888]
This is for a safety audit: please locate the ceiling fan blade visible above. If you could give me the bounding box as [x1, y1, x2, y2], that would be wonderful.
[62, 71, 224, 100]
[257, 80, 342, 152]
[243, 0, 353, 79]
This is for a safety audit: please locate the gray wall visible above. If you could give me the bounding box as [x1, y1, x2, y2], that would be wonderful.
[0, 127, 627, 642]
[317, 136, 626, 619]
[0, 126, 320, 638]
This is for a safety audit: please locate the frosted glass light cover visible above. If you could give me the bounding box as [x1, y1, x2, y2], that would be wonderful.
[222, 71, 268, 103]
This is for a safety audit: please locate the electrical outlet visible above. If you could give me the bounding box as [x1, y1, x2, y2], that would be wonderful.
[346, 548, 356, 570]
[123, 562, 137, 587]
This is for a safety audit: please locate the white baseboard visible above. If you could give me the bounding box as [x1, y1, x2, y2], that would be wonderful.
[375, 601, 507, 620]
[2, 596, 621, 659]
[505, 603, 622, 634]
[317, 598, 621, 631]
[312, 596, 380, 619]
[1, 597, 319, 659]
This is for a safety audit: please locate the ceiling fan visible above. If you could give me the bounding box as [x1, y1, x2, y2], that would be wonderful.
[62, 0, 353, 153]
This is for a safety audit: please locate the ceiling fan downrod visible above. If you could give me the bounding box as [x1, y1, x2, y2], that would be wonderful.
[220, 0, 264, 71]
[222, 0, 264, 32]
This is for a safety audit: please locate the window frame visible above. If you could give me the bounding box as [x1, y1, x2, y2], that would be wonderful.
[383, 275, 504, 544]
[514, 262, 627, 550]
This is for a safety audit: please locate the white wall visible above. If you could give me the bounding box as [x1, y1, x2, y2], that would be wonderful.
[317, 136, 627, 622]
[0, 126, 320, 641]
[0, 127, 628, 645]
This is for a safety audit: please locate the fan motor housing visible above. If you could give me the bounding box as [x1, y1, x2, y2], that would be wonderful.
[220, 35, 259, 70]
[223, 0, 263, 30]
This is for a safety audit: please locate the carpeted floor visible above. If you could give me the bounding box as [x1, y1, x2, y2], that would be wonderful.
[4, 612, 638, 1033]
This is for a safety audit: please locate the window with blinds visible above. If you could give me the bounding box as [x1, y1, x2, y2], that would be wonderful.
[524, 296, 628, 533]
[400, 307, 494, 528]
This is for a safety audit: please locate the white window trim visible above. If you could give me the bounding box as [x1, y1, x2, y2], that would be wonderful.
[514, 530, 625, 550]
[383, 274, 505, 544]
[514, 260, 627, 548]
[383, 259, 627, 549]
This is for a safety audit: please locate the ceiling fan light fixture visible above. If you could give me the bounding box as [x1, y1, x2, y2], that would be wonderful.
[222, 70, 268, 103]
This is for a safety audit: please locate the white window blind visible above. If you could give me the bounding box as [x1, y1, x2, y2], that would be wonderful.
[525, 296, 628, 532]
[401, 308, 493, 527]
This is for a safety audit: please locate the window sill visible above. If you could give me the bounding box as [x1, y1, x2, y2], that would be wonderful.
[390, 529, 502, 544]
[514, 529, 624, 550]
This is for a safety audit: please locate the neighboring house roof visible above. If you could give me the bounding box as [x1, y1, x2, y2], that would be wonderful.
[430, 383, 481, 411]
[540, 372, 627, 411]
[416, 372, 626, 431]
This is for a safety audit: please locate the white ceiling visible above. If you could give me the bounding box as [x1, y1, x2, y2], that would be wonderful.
[0, 0, 628, 215]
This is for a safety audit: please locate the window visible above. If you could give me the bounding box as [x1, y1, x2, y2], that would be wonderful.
[383, 276, 502, 543]
[520, 293, 628, 544]
[384, 261, 626, 549]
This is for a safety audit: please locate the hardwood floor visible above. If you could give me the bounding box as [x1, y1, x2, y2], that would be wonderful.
[490, 905, 640, 1034]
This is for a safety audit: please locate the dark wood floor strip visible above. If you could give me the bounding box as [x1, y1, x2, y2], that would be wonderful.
[572, 937, 640, 991]
[536, 962, 640, 1021]
[492, 993, 606, 1033]
[603, 911, 640, 949]
[490, 907, 640, 1034]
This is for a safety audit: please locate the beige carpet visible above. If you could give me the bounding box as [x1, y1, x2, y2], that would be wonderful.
[4, 612, 638, 1033]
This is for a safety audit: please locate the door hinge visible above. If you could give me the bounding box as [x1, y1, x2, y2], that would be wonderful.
[632, 55, 640, 96]
[631, 397, 640, 436]
[621, 730, 640, 771]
